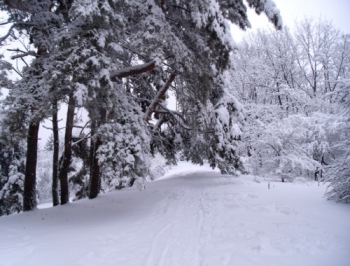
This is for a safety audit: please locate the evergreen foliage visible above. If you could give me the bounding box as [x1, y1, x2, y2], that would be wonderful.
[0, 0, 283, 214]
[0, 163, 24, 216]
[0, 1, 348, 213]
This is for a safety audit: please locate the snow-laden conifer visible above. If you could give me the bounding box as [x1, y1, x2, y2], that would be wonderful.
[0, 0, 283, 210]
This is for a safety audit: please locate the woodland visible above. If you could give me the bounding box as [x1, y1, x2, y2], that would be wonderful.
[0, 0, 349, 217]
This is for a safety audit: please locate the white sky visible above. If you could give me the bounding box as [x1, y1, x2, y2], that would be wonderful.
[231, 0, 350, 42]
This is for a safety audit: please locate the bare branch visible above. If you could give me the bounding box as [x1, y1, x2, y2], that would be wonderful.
[11, 66, 23, 78]
[48, 118, 63, 122]
[77, 120, 91, 137]
[158, 103, 189, 125]
[8, 48, 37, 59]
[157, 104, 192, 131]
[72, 132, 91, 146]
[43, 125, 66, 131]
[20, 57, 29, 68]
[0, 19, 13, 26]
[42, 125, 53, 130]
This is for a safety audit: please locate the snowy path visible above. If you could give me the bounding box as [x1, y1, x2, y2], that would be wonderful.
[1, 163, 350, 266]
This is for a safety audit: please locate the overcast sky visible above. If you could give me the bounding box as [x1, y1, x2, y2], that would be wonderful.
[1, 0, 350, 144]
[232, 0, 350, 42]
[1, 1, 349, 43]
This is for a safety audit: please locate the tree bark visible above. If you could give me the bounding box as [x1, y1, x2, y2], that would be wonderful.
[144, 72, 176, 121]
[23, 120, 40, 211]
[110, 61, 155, 81]
[88, 118, 101, 199]
[52, 99, 60, 206]
[58, 95, 75, 205]
[88, 107, 106, 199]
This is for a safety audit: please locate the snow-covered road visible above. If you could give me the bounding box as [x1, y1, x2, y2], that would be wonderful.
[1, 162, 349, 266]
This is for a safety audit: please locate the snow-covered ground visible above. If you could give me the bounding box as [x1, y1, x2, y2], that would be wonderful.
[1, 162, 349, 266]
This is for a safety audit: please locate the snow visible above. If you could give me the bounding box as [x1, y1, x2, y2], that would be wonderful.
[74, 83, 88, 106]
[108, 42, 124, 53]
[263, 0, 283, 29]
[1, 162, 350, 266]
[110, 61, 155, 80]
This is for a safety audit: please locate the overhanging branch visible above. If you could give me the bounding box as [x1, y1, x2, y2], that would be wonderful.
[157, 103, 192, 130]
[110, 61, 155, 81]
[144, 72, 176, 121]
[158, 104, 188, 124]
[0, 19, 13, 26]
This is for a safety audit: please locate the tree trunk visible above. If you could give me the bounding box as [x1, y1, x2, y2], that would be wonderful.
[52, 99, 60, 206]
[58, 95, 75, 205]
[88, 118, 101, 199]
[23, 120, 40, 211]
[88, 107, 106, 199]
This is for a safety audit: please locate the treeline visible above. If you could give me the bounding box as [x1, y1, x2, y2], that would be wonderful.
[229, 19, 350, 202]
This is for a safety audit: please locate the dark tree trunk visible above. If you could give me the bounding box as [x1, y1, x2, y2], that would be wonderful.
[88, 107, 106, 199]
[52, 99, 60, 206]
[88, 118, 101, 199]
[58, 95, 75, 205]
[23, 120, 40, 211]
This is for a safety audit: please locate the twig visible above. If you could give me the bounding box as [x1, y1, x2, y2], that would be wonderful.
[0, 19, 13, 26]
[11, 66, 23, 78]
[8, 48, 37, 59]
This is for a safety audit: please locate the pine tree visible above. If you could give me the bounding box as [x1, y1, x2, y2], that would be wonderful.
[0, 120, 26, 216]
[0, 0, 283, 209]
[1, 0, 73, 210]
[0, 163, 24, 216]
